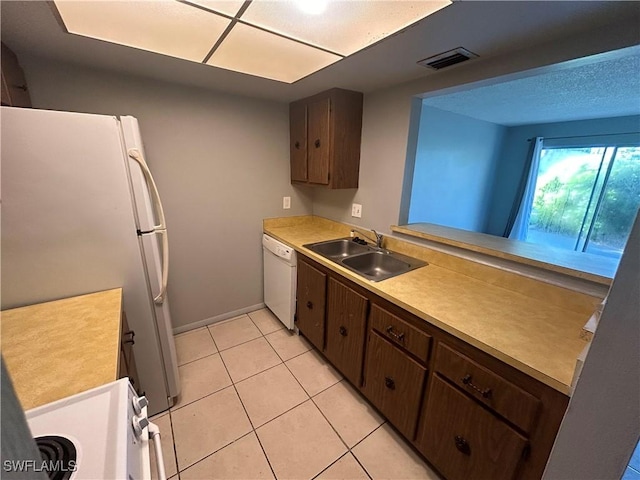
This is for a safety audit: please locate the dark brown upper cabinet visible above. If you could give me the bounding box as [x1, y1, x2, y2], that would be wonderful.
[1, 42, 31, 108]
[289, 88, 363, 189]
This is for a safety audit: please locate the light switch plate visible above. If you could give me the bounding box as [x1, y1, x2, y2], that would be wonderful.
[283, 196, 291, 209]
[351, 203, 362, 218]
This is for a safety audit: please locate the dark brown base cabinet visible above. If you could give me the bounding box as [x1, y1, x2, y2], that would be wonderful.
[119, 312, 141, 394]
[294, 253, 569, 480]
[296, 258, 327, 351]
[324, 277, 368, 386]
[416, 375, 528, 480]
[362, 332, 426, 439]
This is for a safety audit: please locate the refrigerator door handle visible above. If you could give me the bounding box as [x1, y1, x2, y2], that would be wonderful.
[128, 148, 169, 305]
[127, 148, 167, 231]
[154, 228, 169, 305]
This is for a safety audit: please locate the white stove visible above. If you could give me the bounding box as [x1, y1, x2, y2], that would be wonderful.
[25, 379, 165, 480]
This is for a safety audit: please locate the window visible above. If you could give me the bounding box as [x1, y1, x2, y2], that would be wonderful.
[526, 137, 640, 259]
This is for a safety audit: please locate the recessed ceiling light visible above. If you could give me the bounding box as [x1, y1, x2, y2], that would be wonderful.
[241, 1, 451, 56]
[184, 0, 246, 18]
[51, 0, 452, 84]
[207, 22, 341, 83]
[295, 0, 328, 15]
[52, 1, 230, 63]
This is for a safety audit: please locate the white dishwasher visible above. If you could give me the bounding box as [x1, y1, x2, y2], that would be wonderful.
[262, 234, 297, 330]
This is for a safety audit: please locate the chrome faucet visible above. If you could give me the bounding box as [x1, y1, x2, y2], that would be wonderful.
[351, 227, 384, 249]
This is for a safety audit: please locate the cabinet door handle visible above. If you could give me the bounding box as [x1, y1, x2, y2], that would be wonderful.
[123, 330, 135, 345]
[306, 301, 313, 309]
[386, 326, 405, 343]
[339, 326, 347, 336]
[294, 141, 300, 149]
[314, 139, 321, 148]
[384, 376, 395, 390]
[461, 374, 492, 398]
[454, 435, 471, 455]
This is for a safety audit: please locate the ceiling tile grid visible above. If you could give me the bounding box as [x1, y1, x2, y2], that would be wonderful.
[52, 0, 451, 83]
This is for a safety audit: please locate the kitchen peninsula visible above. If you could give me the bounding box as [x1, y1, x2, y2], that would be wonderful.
[264, 215, 603, 480]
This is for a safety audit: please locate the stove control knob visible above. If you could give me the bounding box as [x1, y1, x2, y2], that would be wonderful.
[132, 415, 150, 439]
[132, 396, 149, 415]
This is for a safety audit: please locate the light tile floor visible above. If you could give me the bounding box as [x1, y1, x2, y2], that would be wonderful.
[150, 308, 441, 480]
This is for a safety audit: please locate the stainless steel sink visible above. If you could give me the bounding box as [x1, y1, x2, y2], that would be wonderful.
[304, 237, 426, 281]
[341, 250, 425, 281]
[307, 238, 372, 259]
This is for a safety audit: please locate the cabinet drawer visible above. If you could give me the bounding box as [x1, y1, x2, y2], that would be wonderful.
[370, 304, 431, 362]
[362, 331, 426, 439]
[418, 375, 528, 480]
[435, 343, 539, 433]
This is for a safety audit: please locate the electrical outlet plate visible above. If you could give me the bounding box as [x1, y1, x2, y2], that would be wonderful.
[351, 203, 362, 218]
[283, 196, 291, 209]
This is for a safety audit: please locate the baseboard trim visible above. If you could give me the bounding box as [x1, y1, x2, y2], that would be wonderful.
[173, 302, 267, 335]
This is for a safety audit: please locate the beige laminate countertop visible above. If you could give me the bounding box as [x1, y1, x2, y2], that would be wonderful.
[264, 216, 600, 396]
[1, 289, 123, 410]
[391, 223, 615, 285]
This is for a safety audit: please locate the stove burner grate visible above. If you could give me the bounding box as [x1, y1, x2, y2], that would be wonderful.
[35, 435, 77, 480]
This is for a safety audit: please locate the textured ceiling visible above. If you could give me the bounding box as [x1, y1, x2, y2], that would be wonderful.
[423, 51, 640, 126]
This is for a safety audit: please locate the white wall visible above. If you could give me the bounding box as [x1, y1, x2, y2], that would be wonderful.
[408, 105, 506, 231]
[20, 56, 313, 330]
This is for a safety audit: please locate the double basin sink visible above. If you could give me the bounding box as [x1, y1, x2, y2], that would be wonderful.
[304, 237, 426, 282]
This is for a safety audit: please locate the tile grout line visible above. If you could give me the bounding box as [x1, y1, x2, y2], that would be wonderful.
[311, 451, 352, 480]
[166, 408, 180, 479]
[281, 343, 384, 479]
[215, 326, 280, 480]
[173, 326, 248, 474]
[172, 310, 387, 479]
[176, 350, 219, 368]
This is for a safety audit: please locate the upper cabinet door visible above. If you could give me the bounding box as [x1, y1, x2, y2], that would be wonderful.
[289, 101, 307, 182]
[1, 42, 31, 108]
[306, 96, 331, 185]
[289, 88, 362, 189]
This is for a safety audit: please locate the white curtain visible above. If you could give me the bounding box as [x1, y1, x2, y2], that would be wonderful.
[509, 137, 544, 241]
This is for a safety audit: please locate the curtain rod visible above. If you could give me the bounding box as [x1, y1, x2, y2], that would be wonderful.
[527, 132, 640, 141]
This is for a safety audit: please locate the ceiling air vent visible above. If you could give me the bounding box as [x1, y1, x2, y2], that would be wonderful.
[417, 47, 478, 70]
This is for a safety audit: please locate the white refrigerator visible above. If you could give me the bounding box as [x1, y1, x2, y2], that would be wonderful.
[1, 106, 180, 415]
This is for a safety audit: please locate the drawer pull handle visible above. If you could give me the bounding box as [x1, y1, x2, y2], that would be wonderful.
[462, 374, 492, 399]
[339, 326, 348, 336]
[307, 301, 313, 309]
[384, 376, 395, 390]
[314, 139, 321, 148]
[123, 330, 135, 345]
[386, 326, 405, 342]
[454, 435, 471, 455]
[294, 141, 300, 149]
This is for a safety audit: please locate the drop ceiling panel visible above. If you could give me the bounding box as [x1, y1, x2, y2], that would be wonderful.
[207, 22, 342, 83]
[241, 0, 451, 55]
[185, 0, 246, 17]
[53, 1, 230, 62]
